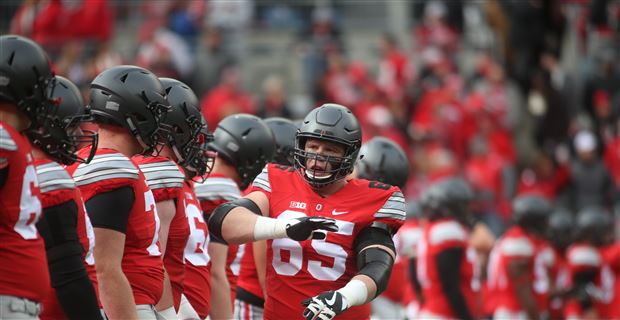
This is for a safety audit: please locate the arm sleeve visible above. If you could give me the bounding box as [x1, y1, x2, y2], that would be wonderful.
[436, 247, 474, 320]
[36, 200, 102, 320]
[408, 257, 423, 300]
[85, 186, 135, 233]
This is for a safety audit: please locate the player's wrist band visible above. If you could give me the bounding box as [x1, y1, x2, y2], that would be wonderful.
[336, 279, 368, 307]
[253, 216, 288, 240]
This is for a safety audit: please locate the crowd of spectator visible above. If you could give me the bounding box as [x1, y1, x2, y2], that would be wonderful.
[4, 0, 620, 236]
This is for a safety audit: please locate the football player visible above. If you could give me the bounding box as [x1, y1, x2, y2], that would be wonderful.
[352, 137, 413, 320]
[235, 116, 297, 320]
[66, 65, 171, 319]
[0, 34, 54, 319]
[31, 76, 101, 320]
[132, 77, 214, 319]
[602, 238, 620, 320]
[547, 208, 573, 319]
[416, 177, 479, 320]
[564, 207, 615, 319]
[486, 195, 552, 320]
[208, 103, 406, 320]
[193, 113, 275, 320]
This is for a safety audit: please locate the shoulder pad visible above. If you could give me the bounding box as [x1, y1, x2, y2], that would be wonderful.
[36, 162, 75, 193]
[568, 246, 601, 267]
[252, 165, 271, 193]
[429, 220, 467, 245]
[538, 246, 556, 266]
[500, 237, 534, 257]
[0, 124, 17, 151]
[137, 159, 184, 190]
[400, 227, 423, 257]
[374, 191, 406, 221]
[194, 176, 241, 201]
[72, 152, 139, 186]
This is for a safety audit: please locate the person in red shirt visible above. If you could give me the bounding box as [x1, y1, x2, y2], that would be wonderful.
[353, 137, 413, 319]
[200, 66, 255, 130]
[604, 120, 620, 188]
[193, 114, 275, 319]
[0, 35, 55, 320]
[234, 117, 297, 320]
[208, 104, 405, 320]
[31, 76, 100, 320]
[486, 195, 553, 320]
[416, 177, 478, 320]
[564, 207, 615, 319]
[133, 78, 214, 319]
[66, 65, 170, 319]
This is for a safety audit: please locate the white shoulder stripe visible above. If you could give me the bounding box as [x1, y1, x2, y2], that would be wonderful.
[196, 194, 240, 201]
[253, 179, 271, 192]
[429, 221, 467, 245]
[36, 162, 76, 192]
[40, 179, 76, 193]
[0, 125, 17, 151]
[200, 177, 238, 187]
[500, 237, 534, 257]
[194, 182, 240, 195]
[139, 162, 185, 190]
[0, 124, 17, 151]
[374, 191, 406, 220]
[252, 165, 271, 191]
[73, 168, 139, 185]
[72, 153, 138, 184]
[568, 247, 601, 267]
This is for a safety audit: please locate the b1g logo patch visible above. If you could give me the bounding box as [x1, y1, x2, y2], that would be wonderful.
[290, 201, 307, 210]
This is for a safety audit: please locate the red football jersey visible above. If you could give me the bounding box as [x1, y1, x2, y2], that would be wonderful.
[251, 164, 406, 320]
[416, 218, 479, 318]
[603, 243, 620, 319]
[486, 226, 550, 314]
[548, 247, 569, 319]
[194, 173, 242, 308]
[133, 155, 188, 310]
[35, 159, 99, 320]
[0, 122, 49, 302]
[67, 147, 164, 305]
[177, 179, 211, 318]
[236, 241, 265, 300]
[382, 220, 422, 304]
[564, 243, 615, 319]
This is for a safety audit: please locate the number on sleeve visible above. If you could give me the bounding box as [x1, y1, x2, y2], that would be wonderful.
[14, 164, 42, 239]
[144, 190, 162, 256]
[83, 203, 96, 265]
[184, 200, 210, 266]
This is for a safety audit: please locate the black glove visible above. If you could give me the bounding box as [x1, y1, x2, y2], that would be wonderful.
[286, 217, 338, 241]
[302, 291, 348, 320]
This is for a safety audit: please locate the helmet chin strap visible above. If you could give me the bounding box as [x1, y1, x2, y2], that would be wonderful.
[172, 145, 185, 162]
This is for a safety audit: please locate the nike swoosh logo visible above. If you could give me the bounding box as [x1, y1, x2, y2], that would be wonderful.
[325, 292, 337, 305]
[331, 209, 348, 215]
